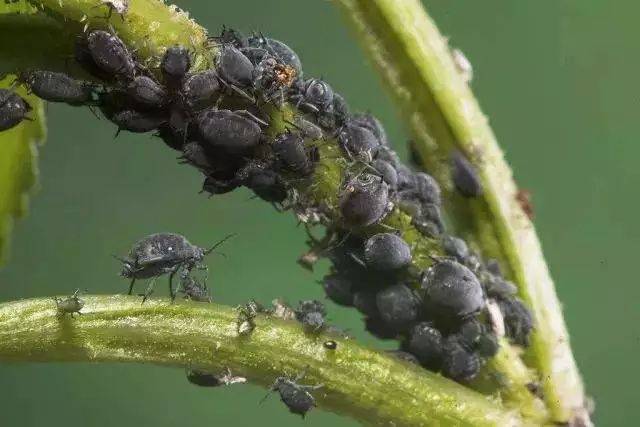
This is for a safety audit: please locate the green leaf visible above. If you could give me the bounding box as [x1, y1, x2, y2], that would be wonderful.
[0, 76, 46, 266]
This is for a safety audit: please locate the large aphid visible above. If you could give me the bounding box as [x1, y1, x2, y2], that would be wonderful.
[85, 30, 136, 79]
[196, 109, 263, 153]
[21, 71, 95, 106]
[339, 173, 390, 228]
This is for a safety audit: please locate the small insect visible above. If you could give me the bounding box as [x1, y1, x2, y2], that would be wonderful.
[181, 70, 221, 110]
[186, 367, 246, 387]
[201, 175, 240, 196]
[252, 57, 296, 104]
[126, 76, 168, 108]
[321, 274, 354, 307]
[20, 70, 95, 106]
[97, 0, 129, 20]
[323, 340, 337, 350]
[53, 289, 85, 317]
[270, 298, 296, 321]
[375, 284, 420, 331]
[339, 173, 391, 228]
[0, 89, 31, 131]
[262, 372, 323, 418]
[350, 112, 388, 146]
[441, 337, 481, 382]
[372, 159, 398, 190]
[516, 188, 534, 219]
[196, 109, 263, 153]
[272, 131, 315, 176]
[441, 235, 470, 262]
[179, 141, 212, 172]
[216, 44, 255, 97]
[116, 233, 232, 301]
[161, 45, 191, 86]
[364, 233, 412, 271]
[236, 299, 264, 335]
[238, 161, 288, 203]
[109, 109, 166, 135]
[294, 300, 326, 332]
[420, 259, 485, 320]
[290, 78, 334, 114]
[179, 274, 211, 303]
[331, 93, 350, 125]
[497, 296, 533, 347]
[85, 29, 136, 79]
[337, 120, 380, 162]
[451, 150, 483, 198]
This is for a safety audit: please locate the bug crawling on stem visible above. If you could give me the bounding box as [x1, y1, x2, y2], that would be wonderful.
[53, 289, 85, 318]
[262, 371, 323, 418]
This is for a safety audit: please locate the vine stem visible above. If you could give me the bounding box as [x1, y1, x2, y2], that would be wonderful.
[333, 0, 590, 424]
[0, 295, 524, 426]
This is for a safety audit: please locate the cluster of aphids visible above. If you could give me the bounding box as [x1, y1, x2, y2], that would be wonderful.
[0, 23, 534, 389]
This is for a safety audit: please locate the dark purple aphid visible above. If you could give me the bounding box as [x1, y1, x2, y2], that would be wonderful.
[272, 131, 315, 176]
[263, 374, 323, 418]
[294, 300, 326, 332]
[291, 78, 333, 113]
[161, 45, 191, 85]
[182, 70, 221, 110]
[482, 274, 518, 298]
[196, 109, 262, 153]
[217, 44, 254, 88]
[337, 120, 380, 162]
[451, 150, 483, 198]
[247, 35, 303, 77]
[339, 173, 390, 228]
[180, 141, 212, 172]
[110, 110, 166, 134]
[321, 274, 354, 307]
[238, 162, 287, 203]
[414, 172, 441, 205]
[351, 112, 388, 146]
[85, 30, 135, 79]
[331, 93, 350, 125]
[421, 259, 485, 320]
[372, 159, 398, 190]
[376, 284, 420, 330]
[201, 175, 240, 196]
[441, 337, 481, 382]
[186, 368, 246, 387]
[179, 275, 211, 302]
[442, 235, 469, 262]
[53, 289, 84, 317]
[22, 71, 94, 106]
[127, 76, 167, 108]
[0, 89, 31, 131]
[405, 322, 444, 368]
[252, 57, 297, 104]
[498, 296, 533, 347]
[364, 233, 412, 271]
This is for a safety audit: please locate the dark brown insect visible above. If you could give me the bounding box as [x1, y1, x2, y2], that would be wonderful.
[516, 189, 534, 219]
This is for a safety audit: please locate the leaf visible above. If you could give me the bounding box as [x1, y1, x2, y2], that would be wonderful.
[0, 76, 46, 266]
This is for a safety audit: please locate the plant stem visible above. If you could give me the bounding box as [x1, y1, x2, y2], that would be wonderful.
[0, 295, 524, 427]
[333, 0, 589, 424]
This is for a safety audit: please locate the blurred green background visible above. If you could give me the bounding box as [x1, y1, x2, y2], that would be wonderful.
[0, 1, 636, 425]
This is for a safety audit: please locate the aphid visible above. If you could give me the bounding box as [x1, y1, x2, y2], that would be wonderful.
[196, 109, 263, 153]
[216, 44, 254, 90]
[420, 203, 445, 234]
[247, 35, 303, 77]
[237, 299, 264, 335]
[451, 150, 483, 198]
[270, 298, 296, 321]
[110, 110, 166, 134]
[179, 274, 211, 302]
[339, 173, 390, 228]
[497, 296, 534, 347]
[442, 235, 469, 262]
[372, 159, 398, 190]
[337, 120, 380, 162]
[375, 284, 420, 330]
[290, 78, 333, 113]
[21, 70, 95, 106]
[181, 70, 221, 111]
[262, 373, 323, 418]
[332, 93, 350, 125]
[253, 57, 297, 104]
[0, 89, 31, 131]
[53, 289, 85, 317]
[98, 0, 129, 20]
[321, 274, 354, 307]
[413, 172, 441, 205]
[186, 368, 246, 387]
[323, 340, 337, 350]
[364, 233, 412, 271]
[482, 274, 518, 298]
[126, 76, 167, 108]
[294, 300, 327, 332]
[117, 233, 228, 300]
[180, 141, 212, 172]
[293, 117, 323, 140]
[85, 29, 136, 79]
[421, 259, 485, 320]
[516, 188, 534, 219]
[201, 175, 240, 196]
[404, 322, 443, 368]
[238, 162, 288, 203]
[412, 217, 442, 238]
[351, 113, 388, 146]
[161, 45, 191, 85]
[272, 131, 315, 176]
[441, 337, 481, 382]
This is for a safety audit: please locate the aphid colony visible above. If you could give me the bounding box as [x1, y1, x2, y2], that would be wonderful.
[3, 25, 534, 401]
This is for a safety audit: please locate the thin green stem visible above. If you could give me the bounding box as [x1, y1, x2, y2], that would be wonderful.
[333, 0, 589, 424]
[0, 295, 524, 427]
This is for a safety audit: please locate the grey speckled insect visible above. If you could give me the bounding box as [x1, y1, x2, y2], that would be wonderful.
[247, 35, 303, 78]
[110, 110, 166, 134]
[272, 131, 315, 176]
[375, 284, 420, 331]
[117, 233, 231, 301]
[0, 89, 31, 131]
[404, 322, 443, 368]
[181, 70, 220, 110]
[290, 78, 333, 113]
[338, 120, 380, 162]
[294, 300, 326, 332]
[441, 337, 481, 382]
[339, 173, 390, 228]
[451, 150, 483, 198]
[179, 274, 211, 302]
[127, 76, 167, 108]
[86, 30, 135, 79]
[21, 70, 95, 106]
[262, 372, 323, 418]
[161, 45, 191, 86]
[53, 289, 84, 317]
[236, 299, 264, 335]
[216, 44, 254, 95]
[364, 233, 412, 271]
[186, 368, 246, 387]
[196, 109, 263, 153]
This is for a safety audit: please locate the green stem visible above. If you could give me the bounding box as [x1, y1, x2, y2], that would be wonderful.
[0, 295, 524, 427]
[333, 0, 589, 424]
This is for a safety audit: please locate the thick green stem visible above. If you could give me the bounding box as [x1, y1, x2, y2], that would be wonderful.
[0, 296, 524, 427]
[333, 0, 589, 424]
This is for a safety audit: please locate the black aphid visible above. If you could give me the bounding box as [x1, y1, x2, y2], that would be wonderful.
[238, 162, 288, 203]
[351, 112, 388, 146]
[180, 141, 212, 172]
[323, 340, 337, 350]
[196, 109, 263, 153]
[201, 175, 240, 195]
[117, 232, 229, 300]
[263, 373, 323, 418]
[85, 29, 135, 79]
[321, 274, 354, 307]
[53, 289, 84, 317]
[421, 259, 485, 321]
[247, 35, 303, 77]
[161, 45, 191, 85]
[294, 300, 326, 332]
[451, 150, 483, 198]
[482, 274, 518, 298]
[337, 120, 380, 162]
[441, 337, 481, 382]
[0, 89, 31, 131]
[186, 368, 246, 387]
[179, 274, 211, 302]
[364, 233, 412, 271]
[442, 235, 469, 262]
[413, 172, 442, 205]
[110, 110, 166, 134]
[291, 78, 333, 113]
[339, 173, 390, 228]
[372, 159, 398, 190]
[252, 57, 297, 104]
[376, 284, 420, 330]
[181, 70, 221, 111]
[217, 44, 254, 90]
[21, 71, 95, 106]
[237, 299, 264, 335]
[272, 131, 315, 176]
[404, 322, 443, 368]
[497, 296, 533, 347]
[127, 76, 167, 108]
